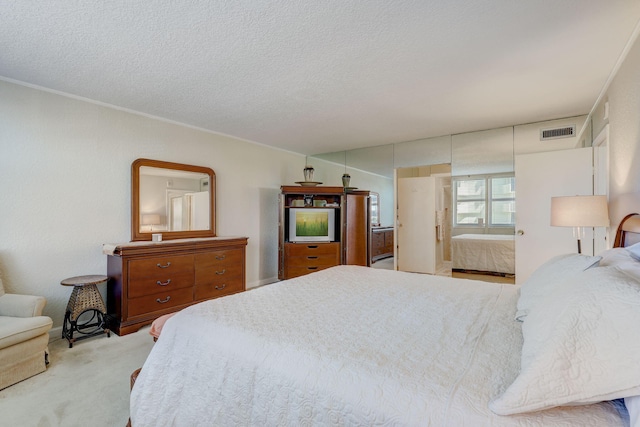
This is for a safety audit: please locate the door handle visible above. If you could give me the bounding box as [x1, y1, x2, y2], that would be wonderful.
[517, 230, 524, 236]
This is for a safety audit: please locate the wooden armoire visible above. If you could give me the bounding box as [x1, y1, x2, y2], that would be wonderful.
[278, 186, 370, 280]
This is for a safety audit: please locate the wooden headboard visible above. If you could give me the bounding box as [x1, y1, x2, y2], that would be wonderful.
[614, 213, 640, 248]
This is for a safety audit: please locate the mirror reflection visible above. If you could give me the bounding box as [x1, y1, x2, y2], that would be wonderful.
[132, 158, 216, 241]
[310, 115, 589, 283]
[139, 166, 211, 232]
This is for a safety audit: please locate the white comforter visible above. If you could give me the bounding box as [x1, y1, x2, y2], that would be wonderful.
[452, 234, 515, 274]
[130, 266, 623, 426]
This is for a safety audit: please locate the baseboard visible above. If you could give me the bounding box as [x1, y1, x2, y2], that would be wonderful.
[48, 326, 62, 343]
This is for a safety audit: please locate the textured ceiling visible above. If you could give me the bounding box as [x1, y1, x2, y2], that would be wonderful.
[1, 1, 640, 155]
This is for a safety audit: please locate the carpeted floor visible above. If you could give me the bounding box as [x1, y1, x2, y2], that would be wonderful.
[372, 257, 516, 284]
[0, 327, 154, 427]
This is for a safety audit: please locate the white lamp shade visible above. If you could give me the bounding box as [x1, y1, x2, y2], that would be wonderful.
[550, 195, 610, 227]
[141, 214, 161, 226]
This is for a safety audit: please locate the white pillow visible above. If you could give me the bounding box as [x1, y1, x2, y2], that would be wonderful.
[490, 265, 640, 415]
[515, 253, 601, 321]
[598, 247, 636, 267]
[626, 396, 640, 427]
[626, 242, 640, 262]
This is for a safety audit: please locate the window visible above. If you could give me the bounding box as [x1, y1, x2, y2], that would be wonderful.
[490, 176, 516, 226]
[454, 174, 515, 227]
[370, 192, 380, 227]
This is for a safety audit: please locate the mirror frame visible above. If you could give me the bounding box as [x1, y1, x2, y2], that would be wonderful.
[132, 158, 216, 241]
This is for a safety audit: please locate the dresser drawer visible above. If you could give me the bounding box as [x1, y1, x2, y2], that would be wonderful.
[127, 287, 193, 317]
[285, 242, 340, 257]
[285, 264, 336, 278]
[127, 255, 195, 298]
[195, 249, 243, 270]
[372, 231, 385, 247]
[128, 254, 194, 279]
[195, 275, 244, 300]
[287, 253, 339, 268]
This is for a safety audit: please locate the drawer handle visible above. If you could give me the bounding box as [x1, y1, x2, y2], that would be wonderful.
[156, 262, 171, 268]
[215, 284, 226, 290]
[215, 269, 226, 275]
[156, 296, 171, 304]
[156, 279, 171, 286]
[307, 256, 318, 260]
[215, 255, 226, 260]
[307, 267, 318, 270]
[307, 245, 318, 249]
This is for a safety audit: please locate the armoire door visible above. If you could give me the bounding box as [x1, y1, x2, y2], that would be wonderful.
[345, 192, 370, 266]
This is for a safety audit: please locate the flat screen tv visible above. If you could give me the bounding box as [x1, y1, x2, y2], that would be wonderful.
[289, 208, 335, 242]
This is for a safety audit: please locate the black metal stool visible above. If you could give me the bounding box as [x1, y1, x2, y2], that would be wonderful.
[61, 275, 111, 348]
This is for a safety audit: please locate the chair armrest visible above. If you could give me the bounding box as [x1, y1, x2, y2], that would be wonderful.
[0, 294, 47, 317]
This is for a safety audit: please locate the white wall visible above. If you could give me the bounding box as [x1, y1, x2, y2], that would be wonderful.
[514, 115, 588, 155]
[0, 79, 303, 328]
[604, 39, 640, 231]
[307, 157, 395, 227]
[592, 33, 640, 233]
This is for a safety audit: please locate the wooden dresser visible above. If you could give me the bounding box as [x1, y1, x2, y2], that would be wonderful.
[105, 236, 248, 335]
[371, 226, 394, 263]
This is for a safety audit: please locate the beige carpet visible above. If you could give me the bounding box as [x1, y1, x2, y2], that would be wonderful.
[0, 327, 154, 427]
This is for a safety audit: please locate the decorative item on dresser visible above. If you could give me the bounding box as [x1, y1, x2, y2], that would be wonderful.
[278, 185, 370, 280]
[103, 237, 248, 336]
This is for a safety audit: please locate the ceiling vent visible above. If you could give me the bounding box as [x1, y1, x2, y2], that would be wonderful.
[540, 125, 576, 141]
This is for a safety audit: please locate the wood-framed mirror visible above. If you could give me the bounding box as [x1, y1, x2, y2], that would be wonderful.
[132, 158, 216, 241]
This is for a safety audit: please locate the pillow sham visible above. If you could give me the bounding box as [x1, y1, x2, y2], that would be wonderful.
[598, 247, 635, 267]
[515, 253, 601, 321]
[490, 265, 640, 415]
[626, 241, 640, 262]
[626, 396, 640, 427]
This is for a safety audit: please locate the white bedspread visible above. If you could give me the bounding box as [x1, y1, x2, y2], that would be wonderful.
[452, 234, 515, 274]
[130, 266, 623, 426]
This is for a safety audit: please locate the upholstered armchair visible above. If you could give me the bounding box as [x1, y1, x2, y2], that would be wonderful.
[0, 278, 53, 389]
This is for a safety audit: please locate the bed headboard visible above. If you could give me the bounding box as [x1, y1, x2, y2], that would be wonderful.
[614, 213, 640, 248]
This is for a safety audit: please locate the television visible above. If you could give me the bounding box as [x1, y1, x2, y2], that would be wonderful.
[289, 208, 335, 242]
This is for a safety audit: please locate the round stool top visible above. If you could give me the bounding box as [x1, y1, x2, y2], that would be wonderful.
[60, 275, 109, 287]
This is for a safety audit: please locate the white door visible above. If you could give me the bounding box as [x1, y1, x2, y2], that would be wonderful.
[515, 147, 593, 283]
[190, 191, 210, 230]
[397, 176, 436, 274]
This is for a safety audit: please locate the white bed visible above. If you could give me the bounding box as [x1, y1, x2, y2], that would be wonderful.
[452, 233, 515, 275]
[130, 262, 637, 426]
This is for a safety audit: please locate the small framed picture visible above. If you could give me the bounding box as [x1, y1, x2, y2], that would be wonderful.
[304, 194, 314, 207]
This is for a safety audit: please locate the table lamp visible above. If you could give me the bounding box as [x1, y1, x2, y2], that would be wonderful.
[550, 195, 610, 254]
[141, 214, 161, 232]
